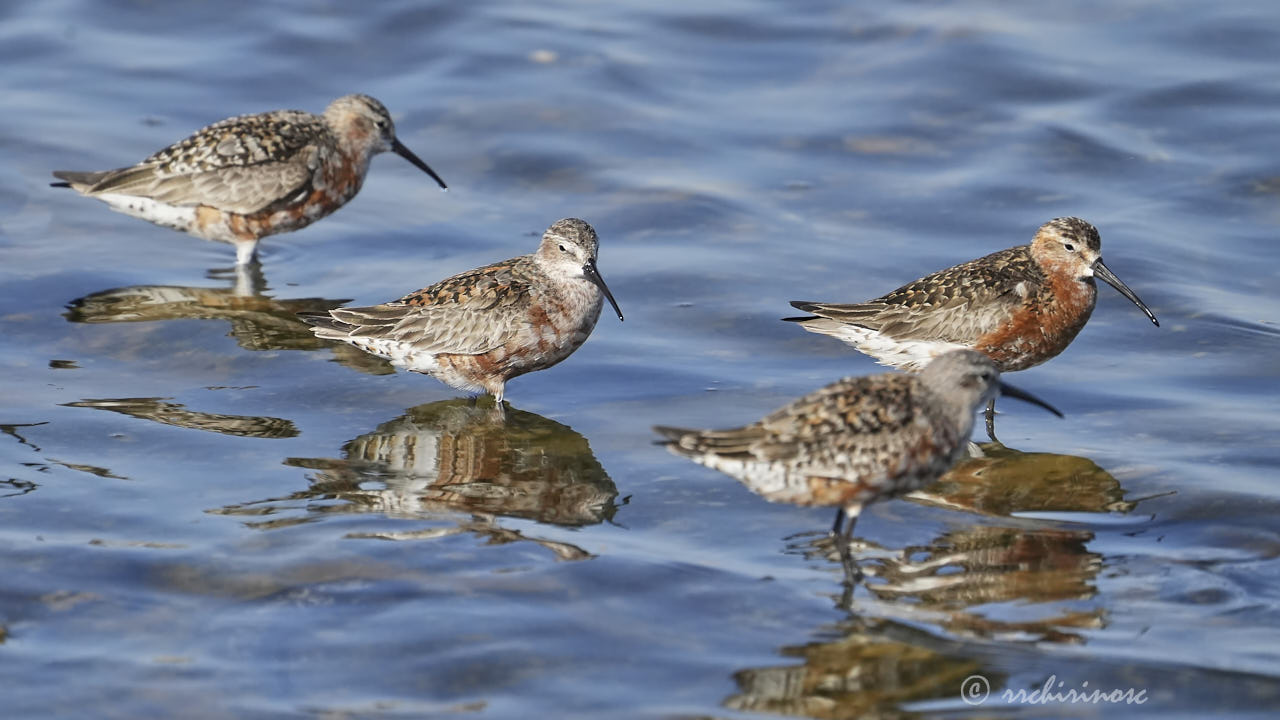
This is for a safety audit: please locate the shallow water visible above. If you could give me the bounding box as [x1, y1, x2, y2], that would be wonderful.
[3, 0, 1280, 717]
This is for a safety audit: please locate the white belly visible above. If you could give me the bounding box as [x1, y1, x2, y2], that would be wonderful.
[95, 193, 199, 234]
[829, 324, 969, 372]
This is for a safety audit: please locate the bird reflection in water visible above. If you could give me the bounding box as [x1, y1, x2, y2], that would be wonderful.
[63, 397, 297, 439]
[61, 268, 310, 439]
[63, 263, 393, 374]
[794, 443, 1161, 638]
[724, 447, 1160, 716]
[726, 615, 993, 718]
[863, 525, 1104, 643]
[215, 399, 618, 559]
[908, 441, 1143, 517]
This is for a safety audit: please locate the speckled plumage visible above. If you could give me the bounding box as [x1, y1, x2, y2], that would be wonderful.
[655, 351, 1010, 527]
[52, 94, 446, 265]
[787, 217, 1159, 373]
[301, 218, 624, 403]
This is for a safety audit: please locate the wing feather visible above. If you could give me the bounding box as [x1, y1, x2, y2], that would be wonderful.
[304, 257, 541, 357]
[790, 246, 1043, 346]
[53, 110, 324, 214]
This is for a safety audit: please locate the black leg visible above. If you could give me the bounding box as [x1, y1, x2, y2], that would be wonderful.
[836, 509, 863, 591]
[830, 508, 845, 536]
[836, 531, 863, 588]
[984, 396, 998, 443]
[841, 511, 859, 540]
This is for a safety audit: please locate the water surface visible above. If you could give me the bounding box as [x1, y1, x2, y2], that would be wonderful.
[2, 0, 1279, 717]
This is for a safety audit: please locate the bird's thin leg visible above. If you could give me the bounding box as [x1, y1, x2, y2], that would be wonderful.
[841, 510, 860, 540]
[984, 396, 999, 443]
[838, 575, 855, 611]
[837, 534, 863, 588]
[837, 508, 863, 588]
[830, 508, 845, 537]
[231, 262, 267, 297]
[233, 264, 253, 297]
[235, 240, 259, 267]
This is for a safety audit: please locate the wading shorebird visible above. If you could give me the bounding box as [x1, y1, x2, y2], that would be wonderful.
[785, 217, 1158, 440]
[300, 218, 623, 407]
[51, 94, 447, 266]
[654, 350, 1061, 581]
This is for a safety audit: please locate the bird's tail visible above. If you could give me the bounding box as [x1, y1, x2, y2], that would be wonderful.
[297, 311, 353, 339]
[51, 170, 114, 191]
[652, 425, 763, 457]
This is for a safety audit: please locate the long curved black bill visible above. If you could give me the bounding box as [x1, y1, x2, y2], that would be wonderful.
[585, 259, 624, 322]
[998, 381, 1063, 418]
[1094, 258, 1158, 327]
[391, 138, 448, 189]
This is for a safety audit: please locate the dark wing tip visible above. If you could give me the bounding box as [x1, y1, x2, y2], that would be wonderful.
[783, 300, 822, 322]
[296, 310, 341, 330]
[652, 425, 692, 443]
[52, 170, 107, 190]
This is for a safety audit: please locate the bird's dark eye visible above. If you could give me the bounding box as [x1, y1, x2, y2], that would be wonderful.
[558, 244, 567, 252]
[1063, 242, 1075, 252]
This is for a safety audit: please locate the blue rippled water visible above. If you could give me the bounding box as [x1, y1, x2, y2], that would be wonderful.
[2, 1, 1279, 717]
